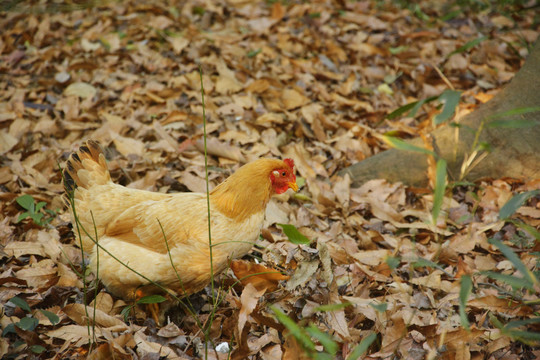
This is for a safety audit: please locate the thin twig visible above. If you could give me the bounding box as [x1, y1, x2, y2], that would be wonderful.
[431, 62, 455, 90]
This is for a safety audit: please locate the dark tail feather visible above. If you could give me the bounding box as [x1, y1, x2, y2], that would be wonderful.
[63, 140, 110, 205]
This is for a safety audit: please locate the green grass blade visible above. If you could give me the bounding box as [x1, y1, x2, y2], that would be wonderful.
[306, 324, 338, 355]
[504, 329, 540, 342]
[432, 159, 447, 224]
[411, 258, 453, 277]
[448, 36, 487, 57]
[510, 220, 540, 240]
[504, 317, 540, 329]
[499, 190, 540, 219]
[347, 332, 377, 360]
[488, 119, 540, 128]
[382, 135, 437, 157]
[270, 305, 315, 352]
[488, 238, 538, 286]
[488, 106, 540, 121]
[459, 275, 472, 331]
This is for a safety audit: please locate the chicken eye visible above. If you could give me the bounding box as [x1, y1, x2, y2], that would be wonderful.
[281, 171, 287, 177]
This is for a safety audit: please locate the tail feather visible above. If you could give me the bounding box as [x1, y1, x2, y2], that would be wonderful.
[63, 140, 111, 204]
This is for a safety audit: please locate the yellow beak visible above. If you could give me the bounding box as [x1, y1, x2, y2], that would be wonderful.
[288, 181, 299, 192]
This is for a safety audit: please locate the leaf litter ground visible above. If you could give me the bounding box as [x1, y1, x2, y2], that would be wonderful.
[1, 1, 539, 359]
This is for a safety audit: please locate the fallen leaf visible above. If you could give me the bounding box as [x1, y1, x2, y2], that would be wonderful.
[237, 283, 266, 342]
[64, 82, 97, 99]
[231, 259, 289, 293]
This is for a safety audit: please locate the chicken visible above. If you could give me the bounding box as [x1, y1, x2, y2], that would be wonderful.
[63, 140, 297, 300]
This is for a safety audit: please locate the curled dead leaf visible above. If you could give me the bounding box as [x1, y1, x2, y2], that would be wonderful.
[230, 259, 289, 293]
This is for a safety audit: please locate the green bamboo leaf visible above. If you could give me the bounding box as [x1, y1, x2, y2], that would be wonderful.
[434, 90, 461, 125]
[313, 302, 352, 312]
[347, 332, 377, 360]
[409, 96, 438, 117]
[136, 295, 167, 304]
[382, 135, 436, 157]
[386, 101, 417, 119]
[448, 36, 487, 57]
[9, 296, 31, 312]
[432, 159, 447, 224]
[277, 224, 311, 245]
[386, 96, 438, 119]
[499, 190, 540, 219]
[306, 324, 338, 355]
[459, 275, 472, 331]
[488, 238, 538, 286]
[270, 305, 315, 351]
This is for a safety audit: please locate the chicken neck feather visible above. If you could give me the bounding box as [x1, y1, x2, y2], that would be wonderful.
[210, 159, 285, 222]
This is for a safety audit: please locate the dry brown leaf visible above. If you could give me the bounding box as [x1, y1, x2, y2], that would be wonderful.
[468, 296, 532, 316]
[1, 1, 535, 358]
[4, 241, 47, 258]
[112, 134, 145, 157]
[230, 259, 289, 293]
[15, 259, 57, 288]
[215, 60, 243, 94]
[167, 36, 189, 54]
[133, 328, 178, 359]
[63, 303, 129, 331]
[237, 283, 266, 341]
[285, 260, 319, 291]
[87, 342, 132, 360]
[47, 325, 104, 347]
[281, 88, 309, 110]
[89, 292, 115, 314]
[64, 82, 97, 99]
[352, 249, 390, 267]
[194, 137, 246, 163]
[0, 131, 18, 155]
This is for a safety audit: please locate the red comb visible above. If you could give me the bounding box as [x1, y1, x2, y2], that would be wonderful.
[284, 158, 294, 168]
